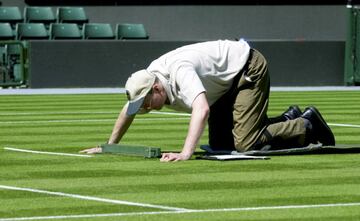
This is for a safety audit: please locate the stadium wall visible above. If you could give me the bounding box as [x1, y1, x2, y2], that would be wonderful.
[29, 40, 344, 88]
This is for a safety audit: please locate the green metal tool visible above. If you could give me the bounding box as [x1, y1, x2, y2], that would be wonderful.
[100, 144, 162, 158]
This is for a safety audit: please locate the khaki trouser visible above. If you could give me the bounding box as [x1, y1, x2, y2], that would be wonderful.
[208, 49, 307, 152]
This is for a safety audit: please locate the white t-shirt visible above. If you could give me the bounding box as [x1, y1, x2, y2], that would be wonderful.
[147, 39, 251, 113]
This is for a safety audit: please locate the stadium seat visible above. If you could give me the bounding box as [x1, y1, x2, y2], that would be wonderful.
[57, 7, 88, 28]
[50, 23, 82, 39]
[0, 7, 23, 29]
[0, 22, 15, 40]
[24, 7, 56, 29]
[116, 23, 149, 40]
[16, 23, 49, 40]
[83, 23, 114, 39]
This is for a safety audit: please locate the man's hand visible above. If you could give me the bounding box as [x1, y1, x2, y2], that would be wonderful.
[160, 152, 190, 162]
[79, 146, 102, 154]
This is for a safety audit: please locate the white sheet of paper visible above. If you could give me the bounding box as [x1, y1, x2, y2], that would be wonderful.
[204, 154, 270, 160]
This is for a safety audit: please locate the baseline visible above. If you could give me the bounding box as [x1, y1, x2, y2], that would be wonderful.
[0, 185, 189, 212]
[4, 147, 92, 158]
[0, 202, 360, 221]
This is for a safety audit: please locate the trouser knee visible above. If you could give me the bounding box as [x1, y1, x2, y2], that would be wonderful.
[253, 118, 308, 150]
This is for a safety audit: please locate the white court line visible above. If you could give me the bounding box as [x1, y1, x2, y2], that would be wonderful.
[4, 147, 92, 158]
[0, 185, 189, 212]
[328, 123, 360, 128]
[1, 202, 360, 221]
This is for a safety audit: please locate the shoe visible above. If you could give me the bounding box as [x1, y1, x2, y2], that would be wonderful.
[301, 106, 335, 146]
[283, 105, 302, 120]
[268, 105, 302, 124]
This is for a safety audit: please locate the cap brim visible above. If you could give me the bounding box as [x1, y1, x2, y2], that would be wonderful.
[126, 96, 146, 115]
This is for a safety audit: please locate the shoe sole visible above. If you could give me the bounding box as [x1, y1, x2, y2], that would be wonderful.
[307, 106, 335, 146]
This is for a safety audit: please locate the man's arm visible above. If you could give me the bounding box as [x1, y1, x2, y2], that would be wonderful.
[108, 103, 135, 144]
[160, 92, 209, 162]
[80, 103, 135, 154]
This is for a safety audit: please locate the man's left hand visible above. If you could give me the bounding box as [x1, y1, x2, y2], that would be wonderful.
[160, 152, 189, 162]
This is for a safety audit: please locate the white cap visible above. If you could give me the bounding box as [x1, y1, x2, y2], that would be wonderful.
[125, 69, 156, 115]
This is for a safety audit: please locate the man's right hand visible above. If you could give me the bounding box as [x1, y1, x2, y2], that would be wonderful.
[79, 146, 102, 154]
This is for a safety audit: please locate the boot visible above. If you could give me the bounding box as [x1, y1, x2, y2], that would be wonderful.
[301, 106, 335, 146]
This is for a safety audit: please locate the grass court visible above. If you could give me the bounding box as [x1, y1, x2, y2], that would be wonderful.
[0, 90, 360, 220]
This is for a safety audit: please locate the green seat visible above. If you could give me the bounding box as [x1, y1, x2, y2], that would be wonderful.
[116, 23, 149, 40]
[24, 7, 56, 28]
[0, 7, 23, 28]
[83, 23, 114, 39]
[50, 23, 82, 39]
[57, 7, 88, 27]
[16, 23, 49, 40]
[0, 23, 15, 40]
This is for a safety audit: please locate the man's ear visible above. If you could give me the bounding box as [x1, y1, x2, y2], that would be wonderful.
[152, 82, 161, 93]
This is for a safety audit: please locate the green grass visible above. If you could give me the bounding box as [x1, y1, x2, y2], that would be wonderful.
[1, 90, 360, 220]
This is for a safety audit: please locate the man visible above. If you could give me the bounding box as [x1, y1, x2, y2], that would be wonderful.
[81, 39, 335, 161]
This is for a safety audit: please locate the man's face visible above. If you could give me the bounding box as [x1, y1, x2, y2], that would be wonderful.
[139, 83, 167, 113]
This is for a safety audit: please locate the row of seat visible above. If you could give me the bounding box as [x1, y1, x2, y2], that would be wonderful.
[0, 6, 149, 88]
[0, 22, 149, 40]
[0, 6, 88, 28]
[0, 6, 149, 40]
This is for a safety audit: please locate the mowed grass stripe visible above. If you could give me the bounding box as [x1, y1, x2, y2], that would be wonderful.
[2, 91, 358, 110]
[269, 92, 360, 103]
[0, 132, 187, 144]
[2, 159, 359, 186]
[3, 170, 359, 210]
[0, 110, 187, 121]
[0, 122, 189, 139]
[0, 94, 123, 102]
[1, 204, 360, 221]
[0, 124, 188, 136]
[0, 115, 189, 122]
[1, 161, 359, 217]
[1, 154, 359, 206]
[0, 94, 125, 113]
[0, 192, 158, 218]
[0, 117, 190, 150]
[269, 91, 360, 98]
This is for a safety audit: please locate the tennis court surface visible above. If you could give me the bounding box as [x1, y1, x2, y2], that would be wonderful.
[1, 89, 360, 220]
